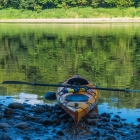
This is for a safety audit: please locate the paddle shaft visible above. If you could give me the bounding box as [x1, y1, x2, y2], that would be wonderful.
[2, 80, 140, 92]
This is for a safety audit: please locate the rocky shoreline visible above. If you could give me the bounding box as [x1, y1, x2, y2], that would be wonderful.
[0, 102, 140, 140]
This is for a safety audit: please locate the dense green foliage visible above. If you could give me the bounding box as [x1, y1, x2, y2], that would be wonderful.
[0, 0, 140, 11]
[0, 7, 140, 19]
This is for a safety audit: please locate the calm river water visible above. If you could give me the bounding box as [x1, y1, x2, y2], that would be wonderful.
[0, 23, 140, 124]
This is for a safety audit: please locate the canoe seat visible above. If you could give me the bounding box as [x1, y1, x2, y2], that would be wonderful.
[67, 78, 88, 85]
[66, 94, 88, 102]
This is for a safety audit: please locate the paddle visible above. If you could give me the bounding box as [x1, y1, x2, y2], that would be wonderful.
[2, 80, 140, 92]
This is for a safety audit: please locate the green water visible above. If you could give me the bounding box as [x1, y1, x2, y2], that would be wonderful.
[0, 23, 140, 123]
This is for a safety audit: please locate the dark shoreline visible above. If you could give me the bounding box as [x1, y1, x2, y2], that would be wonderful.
[0, 102, 140, 140]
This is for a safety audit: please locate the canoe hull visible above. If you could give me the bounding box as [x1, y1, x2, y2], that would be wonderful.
[56, 75, 99, 123]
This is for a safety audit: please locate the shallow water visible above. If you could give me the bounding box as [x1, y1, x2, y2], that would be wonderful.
[0, 23, 140, 124]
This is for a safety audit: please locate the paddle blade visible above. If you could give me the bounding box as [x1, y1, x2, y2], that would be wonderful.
[2, 81, 29, 85]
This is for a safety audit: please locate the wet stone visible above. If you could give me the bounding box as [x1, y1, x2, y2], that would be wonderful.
[33, 106, 45, 113]
[59, 113, 67, 119]
[8, 102, 24, 110]
[121, 118, 127, 121]
[52, 118, 61, 125]
[0, 133, 11, 140]
[111, 117, 120, 123]
[56, 130, 64, 136]
[85, 118, 99, 125]
[114, 115, 121, 119]
[50, 113, 58, 120]
[101, 112, 111, 118]
[104, 135, 117, 140]
[24, 115, 40, 121]
[4, 108, 14, 115]
[23, 136, 31, 140]
[0, 113, 3, 119]
[137, 118, 140, 122]
[110, 122, 121, 128]
[39, 118, 52, 125]
[55, 109, 63, 115]
[101, 117, 110, 122]
[88, 113, 101, 119]
[45, 112, 51, 117]
[14, 122, 30, 129]
[0, 123, 9, 129]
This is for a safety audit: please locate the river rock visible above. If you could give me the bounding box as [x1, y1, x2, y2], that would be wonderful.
[56, 130, 64, 136]
[45, 112, 51, 117]
[59, 113, 67, 119]
[33, 106, 45, 113]
[101, 117, 110, 122]
[0, 133, 11, 140]
[101, 112, 111, 118]
[44, 92, 56, 100]
[137, 118, 140, 122]
[22, 136, 31, 140]
[14, 122, 30, 129]
[110, 122, 121, 128]
[24, 115, 40, 121]
[0, 113, 3, 119]
[39, 118, 52, 125]
[52, 118, 61, 125]
[4, 108, 14, 115]
[114, 115, 121, 119]
[0, 123, 9, 129]
[54, 104, 61, 110]
[85, 118, 99, 125]
[104, 135, 117, 140]
[111, 117, 120, 123]
[87, 113, 101, 119]
[8, 102, 24, 110]
[50, 113, 58, 120]
[55, 109, 63, 115]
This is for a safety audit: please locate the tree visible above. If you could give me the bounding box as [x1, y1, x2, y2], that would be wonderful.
[104, 0, 117, 7]
[19, 0, 35, 10]
[9, 0, 20, 8]
[116, 0, 134, 8]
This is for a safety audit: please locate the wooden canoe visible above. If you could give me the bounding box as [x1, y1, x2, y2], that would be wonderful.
[56, 75, 99, 123]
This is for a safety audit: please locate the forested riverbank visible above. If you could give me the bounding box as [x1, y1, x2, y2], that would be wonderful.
[0, 0, 140, 19]
[0, 0, 140, 10]
[0, 7, 140, 19]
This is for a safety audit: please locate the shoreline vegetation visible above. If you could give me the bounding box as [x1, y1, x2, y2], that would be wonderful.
[0, 7, 140, 23]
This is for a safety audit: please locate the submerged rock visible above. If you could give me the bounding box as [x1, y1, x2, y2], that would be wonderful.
[44, 92, 56, 100]
[137, 118, 140, 122]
